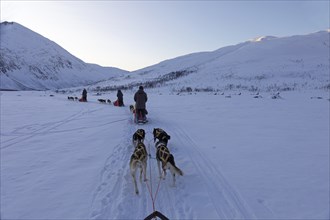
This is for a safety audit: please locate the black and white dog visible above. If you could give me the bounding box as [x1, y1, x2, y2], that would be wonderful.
[153, 128, 171, 145]
[130, 129, 148, 194]
[132, 128, 146, 146]
[154, 131, 183, 186]
[129, 104, 135, 113]
[98, 99, 111, 104]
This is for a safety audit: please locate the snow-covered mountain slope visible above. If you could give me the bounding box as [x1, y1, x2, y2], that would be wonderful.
[90, 30, 330, 93]
[0, 22, 129, 91]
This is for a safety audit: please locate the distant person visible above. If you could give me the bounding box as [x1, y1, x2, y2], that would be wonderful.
[114, 89, 124, 106]
[117, 89, 124, 106]
[79, 88, 87, 102]
[134, 86, 148, 121]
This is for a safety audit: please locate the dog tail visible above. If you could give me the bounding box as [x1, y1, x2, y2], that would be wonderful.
[168, 155, 183, 176]
[173, 165, 183, 176]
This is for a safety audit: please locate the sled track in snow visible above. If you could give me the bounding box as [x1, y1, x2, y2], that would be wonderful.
[0, 107, 93, 150]
[90, 114, 150, 219]
[172, 125, 256, 219]
[135, 117, 191, 219]
[1, 103, 126, 150]
[89, 108, 255, 219]
[90, 112, 190, 219]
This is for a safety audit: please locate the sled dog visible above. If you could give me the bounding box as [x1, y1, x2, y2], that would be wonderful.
[155, 141, 183, 186]
[129, 104, 135, 113]
[132, 129, 146, 146]
[130, 140, 148, 194]
[67, 96, 75, 100]
[107, 99, 111, 104]
[98, 99, 107, 103]
[153, 128, 171, 144]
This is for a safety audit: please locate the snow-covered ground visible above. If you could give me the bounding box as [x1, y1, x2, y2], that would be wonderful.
[1, 89, 329, 219]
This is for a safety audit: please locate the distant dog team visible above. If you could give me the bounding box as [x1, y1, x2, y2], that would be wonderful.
[67, 96, 78, 101]
[98, 99, 111, 104]
[67, 96, 111, 104]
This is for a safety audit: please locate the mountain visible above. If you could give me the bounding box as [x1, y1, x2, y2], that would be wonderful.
[89, 30, 330, 93]
[0, 22, 129, 91]
[1, 21, 328, 92]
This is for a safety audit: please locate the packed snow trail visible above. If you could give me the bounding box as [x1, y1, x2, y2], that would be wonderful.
[1, 107, 88, 150]
[170, 125, 256, 219]
[89, 104, 256, 219]
[90, 112, 187, 219]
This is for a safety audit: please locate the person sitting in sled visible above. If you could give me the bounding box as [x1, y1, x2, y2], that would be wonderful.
[114, 89, 124, 106]
[134, 86, 148, 121]
[79, 88, 87, 102]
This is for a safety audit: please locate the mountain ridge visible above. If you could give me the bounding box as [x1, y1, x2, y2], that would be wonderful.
[0, 21, 129, 90]
[1, 21, 329, 92]
[85, 29, 328, 93]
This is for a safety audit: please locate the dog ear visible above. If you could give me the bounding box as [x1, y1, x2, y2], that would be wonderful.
[167, 135, 171, 140]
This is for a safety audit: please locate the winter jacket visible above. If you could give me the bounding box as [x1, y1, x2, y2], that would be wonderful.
[82, 89, 87, 99]
[117, 90, 124, 106]
[134, 89, 147, 109]
[117, 90, 123, 101]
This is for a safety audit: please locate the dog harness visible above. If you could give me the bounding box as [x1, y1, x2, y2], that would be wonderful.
[136, 129, 144, 139]
[154, 128, 165, 138]
[133, 143, 147, 160]
[158, 144, 170, 165]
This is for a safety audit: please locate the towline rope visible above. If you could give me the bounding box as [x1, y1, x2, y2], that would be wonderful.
[144, 138, 167, 220]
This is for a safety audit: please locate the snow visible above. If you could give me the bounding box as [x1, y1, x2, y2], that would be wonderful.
[88, 30, 329, 93]
[1, 22, 329, 92]
[0, 22, 129, 90]
[1, 89, 329, 219]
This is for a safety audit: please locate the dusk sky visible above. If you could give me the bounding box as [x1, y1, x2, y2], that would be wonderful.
[1, 1, 329, 71]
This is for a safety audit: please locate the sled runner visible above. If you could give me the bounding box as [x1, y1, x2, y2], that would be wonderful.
[135, 114, 148, 124]
[113, 99, 124, 106]
[130, 104, 148, 124]
[134, 109, 148, 124]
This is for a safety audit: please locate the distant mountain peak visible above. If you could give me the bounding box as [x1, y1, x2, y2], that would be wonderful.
[92, 29, 329, 93]
[250, 36, 277, 42]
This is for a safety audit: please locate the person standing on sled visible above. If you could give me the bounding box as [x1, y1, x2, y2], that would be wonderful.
[134, 86, 148, 122]
[79, 88, 87, 102]
[117, 89, 124, 106]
